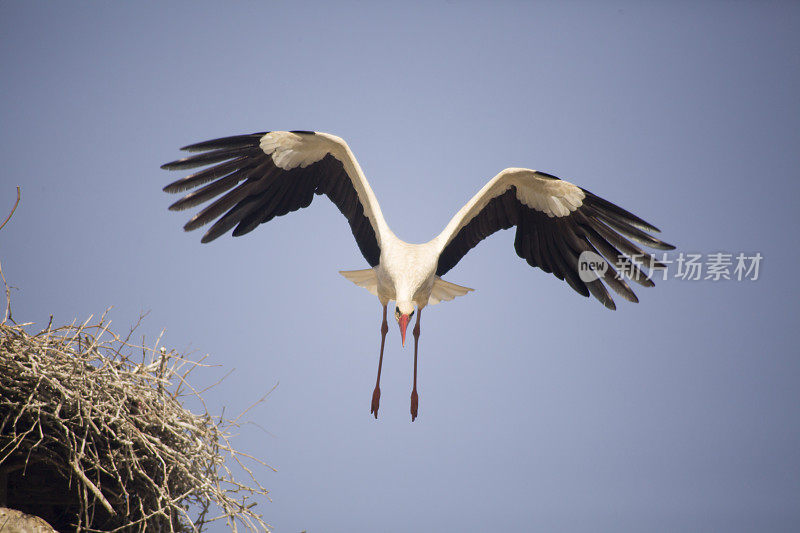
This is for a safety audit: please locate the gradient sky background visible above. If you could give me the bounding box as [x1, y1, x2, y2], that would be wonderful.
[1, 2, 799, 532]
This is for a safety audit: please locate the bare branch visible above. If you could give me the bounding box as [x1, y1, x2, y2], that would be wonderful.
[0, 260, 12, 324]
[0, 186, 20, 232]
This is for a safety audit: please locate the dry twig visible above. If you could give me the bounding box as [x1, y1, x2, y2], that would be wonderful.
[0, 186, 20, 233]
[0, 187, 20, 323]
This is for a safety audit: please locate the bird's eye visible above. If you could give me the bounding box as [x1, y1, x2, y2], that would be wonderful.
[394, 307, 400, 318]
[409, 310, 415, 319]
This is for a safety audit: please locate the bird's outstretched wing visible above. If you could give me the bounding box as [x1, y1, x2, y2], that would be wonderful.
[162, 131, 387, 266]
[433, 168, 674, 309]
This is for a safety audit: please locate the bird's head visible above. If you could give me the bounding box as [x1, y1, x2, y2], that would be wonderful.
[394, 303, 415, 347]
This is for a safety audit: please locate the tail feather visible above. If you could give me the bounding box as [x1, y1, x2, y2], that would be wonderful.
[428, 277, 474, 305]
[339, 268, 379, 297]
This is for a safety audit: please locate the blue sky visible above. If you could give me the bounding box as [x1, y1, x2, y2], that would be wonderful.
[1, 2, 799, 532]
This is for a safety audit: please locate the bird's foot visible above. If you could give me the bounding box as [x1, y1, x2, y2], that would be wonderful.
[370, 386, 381, 419]
[410, 389, 419, 421]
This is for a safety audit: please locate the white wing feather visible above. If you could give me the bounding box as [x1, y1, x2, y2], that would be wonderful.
[259, 131, 393, 248]
[433, 167, 585, 253]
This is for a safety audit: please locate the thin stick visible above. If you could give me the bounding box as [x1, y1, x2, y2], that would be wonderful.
[0, 260, 11, 324]
[0, 186, 20, 232]
[71, 459, 117, 516]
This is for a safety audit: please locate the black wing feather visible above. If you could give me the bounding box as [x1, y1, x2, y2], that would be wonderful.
[163, 133, 381, 266]
[168, 165, 254, 210]
[161, 146, 262, 171]
[180, 132, 268, 152]
[437, 176, 674, 309]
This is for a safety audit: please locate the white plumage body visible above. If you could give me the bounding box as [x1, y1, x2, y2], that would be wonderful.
[260, 131, 476, 314]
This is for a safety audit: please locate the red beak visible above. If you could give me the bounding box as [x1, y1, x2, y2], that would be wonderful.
[399, 314, 410, 347]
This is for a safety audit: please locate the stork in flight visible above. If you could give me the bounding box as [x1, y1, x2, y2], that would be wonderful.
[162, 131, 674, 421]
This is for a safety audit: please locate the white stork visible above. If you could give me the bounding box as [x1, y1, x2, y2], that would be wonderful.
[162, 131, 674, 421]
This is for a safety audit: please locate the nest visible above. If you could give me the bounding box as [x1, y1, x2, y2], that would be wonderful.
[0, 304, 273, 532]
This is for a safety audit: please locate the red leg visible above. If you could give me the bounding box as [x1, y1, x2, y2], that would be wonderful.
[410, 308, 422, 421]
[371, 304, 388, 419]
